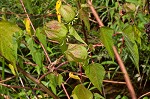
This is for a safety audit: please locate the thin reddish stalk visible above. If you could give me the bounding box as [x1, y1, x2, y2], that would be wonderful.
[19, 0, 35, 32]
[62, 83, 70, 99]
[113, 46, 137, 98]
[138, 91, 150, 99]
[0, 76, 16, 83]
[19, 0, 51, 64]
[57, 68, 126, 84]
[0, 83, 44, 91]
[40, 43, 52, 64]
[88, 0, 104, 27]
[87, 0, 137, 98]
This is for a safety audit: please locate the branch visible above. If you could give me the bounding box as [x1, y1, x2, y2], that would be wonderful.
[19, 0, 52, 64]
[57, 68, 126, 84]
[17, 66, 59, 99]
[19, 0, 35, 32]
[62, 83, 70, 99]
[38, 70, 51, 82]
[113, 46, 137, 97]
[87, 0, 137, 98]
[0, 83, 44, 91]
[0, 11, 56, 18]
[0, 76, 16, 83]
[138, 91, 150, 99]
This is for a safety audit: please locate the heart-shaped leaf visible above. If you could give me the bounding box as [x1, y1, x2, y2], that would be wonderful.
[72, 84, 93, 99]
[85, 63, 105, 92]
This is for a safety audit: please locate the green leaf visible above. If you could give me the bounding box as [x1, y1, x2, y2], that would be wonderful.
[121, 96, 128, 99]
[115, 95, 121, 99]
[64, 44, 88, 62]
[85, 63, 105, 92]
[48, 73, 57, 94]
[72, 84, 93, 99]
[59, 5, 75, 22]
[36, 28, 47, 48]
[143, 97, 149, 99]
[34, 50, 43, 74]
[25, 36, 43, 74]
[26, 37, 36, 55]
[69, 25, 86, 44]
[123, 25, 139, 73]
[137, 13, 147, 24]
[57, 74, 63, 87]
[123, 34, 140, 73]
[60, 40, 67, 53]
[47, 73, 64, 94]
[79, 9, 90, 31]
[99, 27, 114, 60]
[0, 21, 20, 74]
[123, 25, 134, 41]
[0, 66, 11, 74]
[23, 0, 33, 14]
[94, 93, 105, 99]
[123, 3, 136, 12]
[133, 25, 141, 45]
[125, 0, 140, 5]
[101, 61, 117, 65]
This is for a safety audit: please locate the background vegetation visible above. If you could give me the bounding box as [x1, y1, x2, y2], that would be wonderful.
[0, 0, 150, 99]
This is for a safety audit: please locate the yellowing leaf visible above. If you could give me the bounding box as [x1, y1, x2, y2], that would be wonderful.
[56, 0, 61, 12]
[69, 72, 80, 80]
[56, 0, 61, 23]
[8, 64, 16, 75]
[57, 13, 61, 23]
[24, 18, 31, 35]
[0, 21, 20, 76]
[64, 44, 88, 62]
[44, 20, 68, 42]
[85, 63, 105, 92]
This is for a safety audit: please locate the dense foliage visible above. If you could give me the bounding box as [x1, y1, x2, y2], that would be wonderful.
[0, 0, 150, 98]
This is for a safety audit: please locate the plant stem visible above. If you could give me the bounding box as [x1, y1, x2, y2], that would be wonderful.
[76, 0, 88, 44]
[112, 46, 137, 99]
[19, 0, 36, 32]
[87, 0, 137, 98]
[0, 83, 43, 91]
[17, 66, 59, 99]
[62, 83, 70, 99]
[82, 21, 88, 44]
[19, 0, 52, 64]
